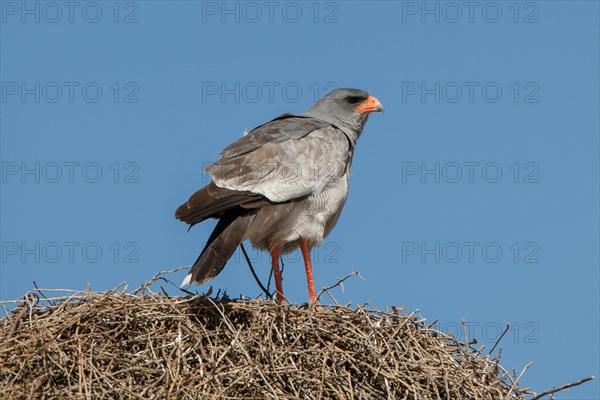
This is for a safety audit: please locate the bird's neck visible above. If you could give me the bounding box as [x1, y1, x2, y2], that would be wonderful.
[302, 112, 368, 145]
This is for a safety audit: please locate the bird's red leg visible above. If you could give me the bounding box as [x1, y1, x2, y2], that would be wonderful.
[270, 247, 285, 304]
[299, 238, 317, 304]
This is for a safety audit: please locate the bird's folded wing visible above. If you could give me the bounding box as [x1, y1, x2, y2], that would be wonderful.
[208, 116, 351, 202]
[175, 182, 264, 226]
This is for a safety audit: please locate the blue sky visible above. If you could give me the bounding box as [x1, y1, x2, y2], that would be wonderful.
[1, 1, 598, 398]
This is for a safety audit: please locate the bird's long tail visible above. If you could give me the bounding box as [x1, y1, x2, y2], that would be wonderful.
[181, 210, 255, 286]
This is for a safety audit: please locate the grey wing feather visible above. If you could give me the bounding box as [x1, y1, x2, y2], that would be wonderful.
[208, 116, 351, 202]
[219, 114, 322, 157]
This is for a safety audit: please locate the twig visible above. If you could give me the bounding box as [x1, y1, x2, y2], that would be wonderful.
[530, 375, 595, 400]
[32, 281, 54, 305]
[317, 271, 361, 301]
[461, 319, 470, 349]
[322, 288, 340, 305]
[487, 323, 510, 356]
[9, 292, 39, 337]
[506, 362, 533, 398]
[131, 266, 190, 295]
[240, 243, 273, 300]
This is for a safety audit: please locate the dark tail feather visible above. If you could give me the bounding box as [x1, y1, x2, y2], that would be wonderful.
[182, 210, 255, 286]
[175, 182, 264, 227]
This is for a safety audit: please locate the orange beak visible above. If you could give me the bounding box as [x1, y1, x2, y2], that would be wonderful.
[354, 95, 384, 113]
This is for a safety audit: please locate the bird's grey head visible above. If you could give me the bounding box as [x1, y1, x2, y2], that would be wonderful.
[303, 88, 384, 142]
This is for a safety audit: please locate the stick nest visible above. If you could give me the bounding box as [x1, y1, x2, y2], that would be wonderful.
[1, 285, 531, 399]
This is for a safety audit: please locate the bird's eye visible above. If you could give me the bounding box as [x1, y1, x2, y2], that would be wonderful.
[346, 96, 362, 105]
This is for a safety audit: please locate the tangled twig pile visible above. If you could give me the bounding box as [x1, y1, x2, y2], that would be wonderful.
[0, 278, 592, 399]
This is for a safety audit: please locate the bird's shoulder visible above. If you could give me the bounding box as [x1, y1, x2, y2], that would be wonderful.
[219, 114, 337, 158]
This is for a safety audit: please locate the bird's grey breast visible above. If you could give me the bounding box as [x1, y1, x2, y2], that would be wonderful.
[309, 173, 349, 240]
[244, 175, 349, 252]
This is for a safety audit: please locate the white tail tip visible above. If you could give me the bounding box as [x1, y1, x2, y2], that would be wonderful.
[180, 274, 192, 288]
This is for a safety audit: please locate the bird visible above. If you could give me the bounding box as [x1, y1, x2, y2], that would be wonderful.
[176, 88, 384, 304]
